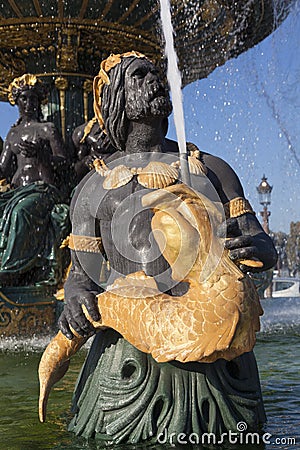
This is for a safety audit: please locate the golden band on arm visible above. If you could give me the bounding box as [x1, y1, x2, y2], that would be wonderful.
[223, 198, 263, 268]
[60, 234, 103, 253]
[224, 197, 255, 219]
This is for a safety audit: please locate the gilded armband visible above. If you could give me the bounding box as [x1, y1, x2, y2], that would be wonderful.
[60, 234, 103, 253]
[224, 197, 255, 219]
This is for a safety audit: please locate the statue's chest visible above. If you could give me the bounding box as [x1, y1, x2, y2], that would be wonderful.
[93, 179, 151, 223]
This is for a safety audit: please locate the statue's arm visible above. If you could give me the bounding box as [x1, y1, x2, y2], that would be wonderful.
[58, 247, 103, 339]
[72, 125, 87, 161]
[72, 125, 94, 178]
[47, 123, 69, 161]
[0, 139, 16, 181]
[204, 153, 277, 272]
[58, 183, 104, 339]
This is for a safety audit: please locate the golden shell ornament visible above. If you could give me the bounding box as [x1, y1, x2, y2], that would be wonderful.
[137, 161, 179, 188]
[103, 165, 133, 189]
[188, 156, 208, 175]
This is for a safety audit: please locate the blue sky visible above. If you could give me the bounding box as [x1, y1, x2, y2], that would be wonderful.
[1, 3, 299, 233]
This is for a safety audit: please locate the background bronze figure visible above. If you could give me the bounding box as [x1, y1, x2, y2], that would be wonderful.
[0, 74, 70, 287]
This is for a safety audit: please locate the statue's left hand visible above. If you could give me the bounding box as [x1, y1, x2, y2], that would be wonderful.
[218, 216, 277, 273]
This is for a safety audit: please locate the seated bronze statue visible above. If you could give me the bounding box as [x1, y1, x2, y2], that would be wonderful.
[39, 52, 277, 444]
[0, 74, 70, 286]
[72, 118, 115, 182]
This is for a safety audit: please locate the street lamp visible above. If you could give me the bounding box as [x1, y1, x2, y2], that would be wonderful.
[256, 175, 273, 234]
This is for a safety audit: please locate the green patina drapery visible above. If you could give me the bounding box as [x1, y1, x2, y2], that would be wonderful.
[69, 329, 266, 444]
[0, 182, 70, 284]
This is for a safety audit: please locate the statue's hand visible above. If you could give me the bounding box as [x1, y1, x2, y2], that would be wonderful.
[58, 292, 100, 340]
[18, 139, 39, 157]
[82, 154, 96, 168]
[218, 216, 277, 273]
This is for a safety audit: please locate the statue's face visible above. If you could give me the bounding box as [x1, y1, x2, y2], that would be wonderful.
[124, 58, 172, 120]
[17, 90, 40, 119]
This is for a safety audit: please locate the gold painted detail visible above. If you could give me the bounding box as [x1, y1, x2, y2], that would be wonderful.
[60, 236, 70, 249]
[188, 156, 207, 175]
[0, 1, 287, 103]
[57, 27, 80, 72]
[138, 162, 179, 189]
[68, 234, 103, 254]
[93, 51, 146, 130]
[55, 76, 68, 141]
[80, 117, 97, 144]
[83, 79, 93, 122]
[0, 178, 10, 192]
[93, 158, 108, 174]
[172, 143, 207, 175]
[96, 161, 179, 190]
[0, 287, 56, 336]
[94, 144, 207, 190]
[0, 290, 55, 307]
[224, 197, 255, 219]
[0, 302, 55, 336]
[8, 73, 47, 105]
[103, 165, 134, 189]
[0, 51, 26, 100]
[54, 75, 70, 92]
[224, 198, 262, 269]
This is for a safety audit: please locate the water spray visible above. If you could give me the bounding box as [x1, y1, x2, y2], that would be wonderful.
[159, 0, 191, 185]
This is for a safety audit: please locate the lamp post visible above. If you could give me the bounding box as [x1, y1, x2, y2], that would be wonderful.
[257, 175, 273, 297]
[256, 175, 273, 234]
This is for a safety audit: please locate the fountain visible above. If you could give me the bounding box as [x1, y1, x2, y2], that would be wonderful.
[0, 1, 296, 146]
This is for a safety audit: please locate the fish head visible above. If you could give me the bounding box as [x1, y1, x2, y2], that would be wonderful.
[142, 184, 224, 282]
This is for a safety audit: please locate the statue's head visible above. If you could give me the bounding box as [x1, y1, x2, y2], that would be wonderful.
[8, 74, 48, 120]
[93, 52, 172, 151]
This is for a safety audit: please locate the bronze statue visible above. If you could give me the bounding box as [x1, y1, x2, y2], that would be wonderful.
[39, 53, 277, 444]
[0, 74, 70, 286]
[72, 118, 115, 182]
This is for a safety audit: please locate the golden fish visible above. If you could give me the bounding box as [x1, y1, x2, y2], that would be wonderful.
[38, 184, 263, 422]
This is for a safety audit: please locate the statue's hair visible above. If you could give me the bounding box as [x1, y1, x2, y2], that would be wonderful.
[101, 57, 137, 151]
[8, 74, 48, 125]
[90, 52, 170, 151]
[8, 74, 49, 106]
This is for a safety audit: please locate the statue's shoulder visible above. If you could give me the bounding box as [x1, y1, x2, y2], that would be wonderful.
[42, 121, 56, 129]
[72, 122, 86, 146]
[39, 121, 59, 135]
[4, 124, 20, 147]
[200, 152, 244, 201]
[72, 119, 100, 147]
[201, 152, 237, 177]
[4, 126, 15, 140]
